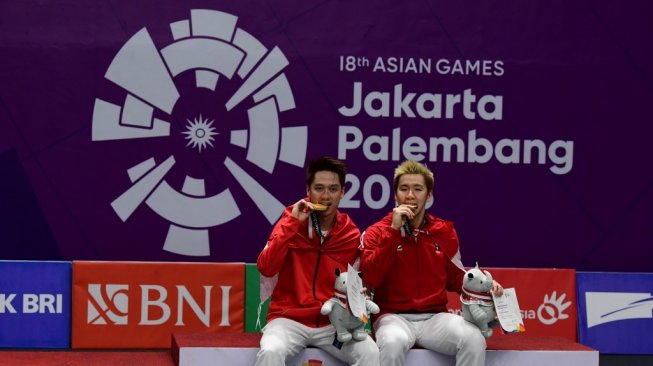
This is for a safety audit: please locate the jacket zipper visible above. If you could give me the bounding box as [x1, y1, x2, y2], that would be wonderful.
[415, 235, 421, 299]
[312, 248, 323, 327]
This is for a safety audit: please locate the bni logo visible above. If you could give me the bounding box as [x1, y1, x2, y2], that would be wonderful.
[87, 284, 129, 325]
[586, 292, 653, 328]
[91, 9, 307, 256]
[85, 283, 229, 327]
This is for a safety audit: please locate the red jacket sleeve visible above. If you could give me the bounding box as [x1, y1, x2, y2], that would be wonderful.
[443, 227, 465, 294]
[257, 212, 303, 277]
[360, 224, 402, 288]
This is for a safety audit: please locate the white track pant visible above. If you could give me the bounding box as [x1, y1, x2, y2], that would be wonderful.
[256, 317, 380, 366]
[374, 313, 486, 366]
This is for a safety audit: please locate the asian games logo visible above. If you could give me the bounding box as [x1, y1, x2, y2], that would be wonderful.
[91, 9, 307, 256]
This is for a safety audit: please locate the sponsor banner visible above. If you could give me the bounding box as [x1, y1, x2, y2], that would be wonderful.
[446, 268, 577, 341]
[0, 260, 71, 348]
[72, 261, 244, 348]
[244, 263, 269, 333]
[577, 272, 653, 354]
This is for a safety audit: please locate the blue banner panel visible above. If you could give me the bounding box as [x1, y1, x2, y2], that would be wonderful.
[0, 261, 71, 348]
[577, 272, 653, 354]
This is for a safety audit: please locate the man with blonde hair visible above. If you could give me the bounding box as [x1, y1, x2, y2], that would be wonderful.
[360, 160, 502, 366]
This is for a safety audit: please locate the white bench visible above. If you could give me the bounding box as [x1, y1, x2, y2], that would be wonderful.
[172, 332, 598, 366]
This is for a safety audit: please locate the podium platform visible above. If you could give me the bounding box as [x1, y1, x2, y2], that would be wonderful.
[172, 332, 598, 366]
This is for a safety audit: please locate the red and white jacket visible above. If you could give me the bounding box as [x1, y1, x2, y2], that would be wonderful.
[257, 204, 360, 328]
[360, 212, 465, 318]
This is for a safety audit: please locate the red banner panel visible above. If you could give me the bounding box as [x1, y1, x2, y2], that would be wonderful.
[447, 268, 577, 341]
[72, 261, 244, 348]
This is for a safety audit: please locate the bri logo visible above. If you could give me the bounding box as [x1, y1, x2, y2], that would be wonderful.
[0, 293, 64, 314]
[585, 292, 653, 328]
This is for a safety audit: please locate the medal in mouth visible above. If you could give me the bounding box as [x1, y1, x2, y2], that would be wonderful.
[312, 203, 328, 211]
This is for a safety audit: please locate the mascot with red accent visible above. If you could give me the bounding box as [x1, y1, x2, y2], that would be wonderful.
[460, 263, 499, 338]
[321, 268, 380, 347]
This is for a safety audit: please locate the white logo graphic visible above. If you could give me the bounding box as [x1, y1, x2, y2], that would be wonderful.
[536, 291, 572, 325]
[87, 284, 129, 325]
[183, 115, 218, 152]
[91, 9, 307, 256]
[0, 293, 64, 314]
[586, 291, 653, 328]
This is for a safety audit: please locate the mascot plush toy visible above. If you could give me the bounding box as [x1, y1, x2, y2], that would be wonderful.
[320, 268, 380, 345]
[460, 263, 499, 338]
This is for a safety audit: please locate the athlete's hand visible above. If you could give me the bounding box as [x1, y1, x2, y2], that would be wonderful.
[391, 204, 416, 230]
[491, 280, 504, 297]
[291, 199, 316, 221]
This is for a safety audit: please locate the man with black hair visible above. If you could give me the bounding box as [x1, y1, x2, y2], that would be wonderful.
[256, 157, 379, 366]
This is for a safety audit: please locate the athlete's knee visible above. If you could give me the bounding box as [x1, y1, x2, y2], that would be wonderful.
[378, 330, 411, 352]
[256, 336, 288, 364]
[377, 333, 410, 365]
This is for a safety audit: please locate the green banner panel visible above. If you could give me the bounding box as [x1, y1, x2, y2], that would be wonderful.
[245, 263, 269, 333]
